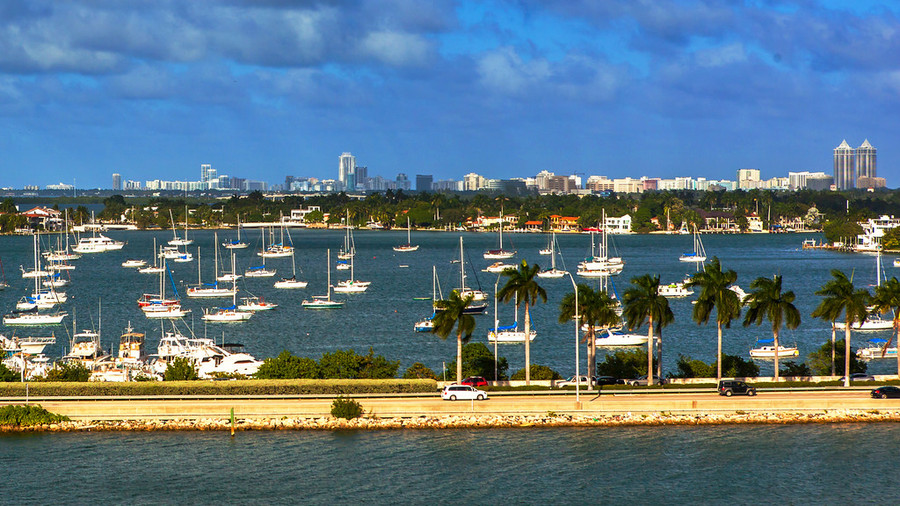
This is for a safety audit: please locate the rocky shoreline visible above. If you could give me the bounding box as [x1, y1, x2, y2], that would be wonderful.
[4, 410, 900, 432]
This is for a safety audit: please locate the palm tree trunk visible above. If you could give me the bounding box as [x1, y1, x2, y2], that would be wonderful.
[716, 321, 723, 381]
[656, 329, 662, 380]
[895, 318, 900, 381]
[524, 302, 531, 385]
[456, 332, 463, 383]
[589, 330, 596, 379]
[647, 315, 654, 385]
[830, 323, 836, 377]
[844, 324, 851, 387]
[774, 330, 780, 382]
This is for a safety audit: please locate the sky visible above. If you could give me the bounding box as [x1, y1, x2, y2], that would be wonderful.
[0, 0, 898, 189]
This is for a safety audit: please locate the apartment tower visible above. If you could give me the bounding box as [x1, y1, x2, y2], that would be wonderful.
[856, 139, 877, 182]
[833, 140, 855, 190]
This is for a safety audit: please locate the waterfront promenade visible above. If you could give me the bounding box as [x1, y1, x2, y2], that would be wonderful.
[6, 389, 899, 422]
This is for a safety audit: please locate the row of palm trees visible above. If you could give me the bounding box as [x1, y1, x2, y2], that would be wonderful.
[429, 258, 900, 387]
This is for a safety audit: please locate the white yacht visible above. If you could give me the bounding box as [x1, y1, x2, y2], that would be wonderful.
[749, 344, 799, 359]
[393, 217, 420, 252]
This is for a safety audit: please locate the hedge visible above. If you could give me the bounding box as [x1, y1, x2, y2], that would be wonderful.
[0, 379, 438, 397]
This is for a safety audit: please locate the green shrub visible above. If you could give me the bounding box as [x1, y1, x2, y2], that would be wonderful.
[0, 363, 18, 382]
[596, 349, 647, 379]
[443, 343, 508, 381]
[164, 358, 199, 381]
[331, 396, 364, 420]
[0, 405, 69, 426]
[256, 351, 320, 379]
[403, 362, 438, 380]
[0, 379, 437, 397]
[672, 355, 714, 378]
[510, 364, 561, 380]
[780, 361, 812, 377]
[42, 362, 91, 382]
[319, 348, 400, 379]
[808, 339, 866, 376]
[721, 354, 760, 378]
[671, 354, 759, 378]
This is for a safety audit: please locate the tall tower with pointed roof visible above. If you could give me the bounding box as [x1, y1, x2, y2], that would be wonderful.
[855, 139, 876, 183]
[833, 140, 855, 190]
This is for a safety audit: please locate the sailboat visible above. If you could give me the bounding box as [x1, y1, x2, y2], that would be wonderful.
[168, 208, 193, 246]
[238, 295, 278, 311]
[3, 306, 68, 326]
[539, 230, 553, 255]
[393, 217, 419, 252]
[217, 246, 242, 282]
[537, 232, 568, 278]
[679, 225, 707, 263]
[258, 221, 294, 258]
[139, 238, 166, 274]
[577, 210, 624, 277]
[44, 209, 81, 262]
[333, 243, 370, 293]
[17, 234, 67, 310]
[202, 278, 252, 322]
[302, 249, 344, 309]
[488, 291, 537, 343]
[441, 237, 488, 314]
[338, 212, 355, 259]
[0, 257, 8, 290]
[187, 238, 236, 298]
[140, 259, 191, 319]
[483, 210, 516, 259]
[749, 338, 799, 358]
[414, 266, 440, 332]
[245, 228, 277, 277]
[274, 249, 308, 289]
[223, 214, 249, 249]
[835, 249, 893, 331]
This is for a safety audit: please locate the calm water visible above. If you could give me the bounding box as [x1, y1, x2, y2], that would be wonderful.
[1, 229, 899, 376]
[3, 424, 900, 504]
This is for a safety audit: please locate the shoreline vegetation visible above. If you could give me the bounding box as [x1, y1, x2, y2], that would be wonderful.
[3, 408, 900, 433]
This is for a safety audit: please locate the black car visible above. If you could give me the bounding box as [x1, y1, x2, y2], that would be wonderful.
[718, 380, 756, 397]
[593, 376, 623, 386]
[871, 386, 900, 399]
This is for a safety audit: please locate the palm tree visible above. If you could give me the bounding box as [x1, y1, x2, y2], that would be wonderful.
[432, 290, 476, 382]
[498, 260, 547, 385]
[685, 257, 742, 381]
[743, 275, 802, 382]
[811, 270, 869, 386]
[623, 274, 674, 385]
[559, 284, 620, 379]
[871, 277, 900, 378]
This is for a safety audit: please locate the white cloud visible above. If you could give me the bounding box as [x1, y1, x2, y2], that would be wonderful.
[476, 46, 551, 95]
[695, 43, 747, 68]
[359, 31, 432, 67]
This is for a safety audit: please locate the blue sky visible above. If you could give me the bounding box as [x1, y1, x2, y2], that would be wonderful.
[0, 0, 897, 189]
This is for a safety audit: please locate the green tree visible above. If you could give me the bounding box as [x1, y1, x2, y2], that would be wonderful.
[0, 198, 16, 214]
[0, 362, 19, 382]
[43, 362, 91, 382]
[255, 350, 320, 379]
[807, 339, 867, 376]
[164, 357, 198, 381]
[811, 270, 869, 386]
[559, 284, 620, 379]
[623, 274, 674, 384]
[672, 355, 714, 378]
[595, 349, 648, 379]
[432, 290, 477, 383]
[442, 342, 508, 381]
[872, 276, 900, 379]
[402, 362, 438, 380]
[780, 361, 812, 377]
[743, 275, 802, 382]
[358, 348, 400, 379]
[686, 257, 742, 381]
[498, 260, 547, 385]
[822, 219, 864, 244]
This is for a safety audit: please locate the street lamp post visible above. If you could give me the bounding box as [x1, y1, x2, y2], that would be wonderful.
[565, 272, 580, 403]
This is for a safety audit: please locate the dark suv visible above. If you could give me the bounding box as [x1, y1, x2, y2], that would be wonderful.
[718, 380, 756, 397]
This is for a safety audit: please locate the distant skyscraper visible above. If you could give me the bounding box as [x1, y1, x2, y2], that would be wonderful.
[833, 140, 855, 190]
[112, 173, 122, 191]
[416, 174, 433, 192]
[201, 164, 212, 183]
[339, 152, 356, 190]
[856, 139, 876, 182]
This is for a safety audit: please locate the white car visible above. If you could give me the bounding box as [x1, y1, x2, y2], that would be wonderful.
[441, 384, 488, 401]
[556, 375, 594, 387]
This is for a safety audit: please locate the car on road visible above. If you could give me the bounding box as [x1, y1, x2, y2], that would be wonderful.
[441, 384, 488, 401]
[460, 376, 488, 387]
[627, 375, 667, 386]
[718, 380, 757, 397]
[594, 376, 624, 386]
[871, 386, 900, 399]
[840, 373, 876, 382]
[556, 375, 594, 387]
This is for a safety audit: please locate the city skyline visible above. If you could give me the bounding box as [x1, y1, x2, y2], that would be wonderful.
[1, 1, 898, 188]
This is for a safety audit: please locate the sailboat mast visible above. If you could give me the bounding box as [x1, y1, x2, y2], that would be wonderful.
[459, 236, 465, 289]
[327, 249, 332, 301]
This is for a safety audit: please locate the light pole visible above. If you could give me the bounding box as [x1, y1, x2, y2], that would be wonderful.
[565, 272, 580, 403]
[493, 273, 502, 383]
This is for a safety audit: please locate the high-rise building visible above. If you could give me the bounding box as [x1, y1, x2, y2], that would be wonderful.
[112, 173, 122, 191]
[416, 174, 433, 192]
[856, 139, 876, 182]
[396, 173, 411, 191]
[200, 164, 212, 183]
[833, 140, 855, 190]
[339, 152, 356, 191]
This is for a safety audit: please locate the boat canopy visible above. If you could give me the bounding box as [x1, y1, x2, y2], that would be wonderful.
[756, 338, 775, 344]
[490, 323, 518, 332]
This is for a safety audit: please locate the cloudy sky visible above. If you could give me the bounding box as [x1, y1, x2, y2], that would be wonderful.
[0, 0, 897, 189]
